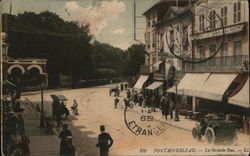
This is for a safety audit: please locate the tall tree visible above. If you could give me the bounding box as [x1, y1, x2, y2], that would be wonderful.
[122, 44, 145, 77]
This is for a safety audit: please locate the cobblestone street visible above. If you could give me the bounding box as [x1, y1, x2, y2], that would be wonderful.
[22, 84, 250, 156]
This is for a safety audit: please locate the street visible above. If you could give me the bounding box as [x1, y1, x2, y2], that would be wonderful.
[22, 84, 250, 156]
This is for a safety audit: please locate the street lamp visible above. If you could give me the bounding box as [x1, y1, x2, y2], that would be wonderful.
[39, 83, 45, 128]
[174, 79, 179, 121]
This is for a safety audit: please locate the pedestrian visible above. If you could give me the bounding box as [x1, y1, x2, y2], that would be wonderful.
[127, 89, 131, 99]
[71, 99, 79, 115]
[116, 88, 120, 97]
[21, 133, 30, 156]
[133, 91, 138, 105]
[124, 84, 127, 90]
[59, 124, 72, 155]
[124, 98, 130, 108]
[151, 96, 156, 112]
[114, 97, 119, 109]
[161, 94, 169, 121]
[56, 111, 62, 127]
[109, 89, 112, 96]
[138, 94, 143, 106]
[60, 136, 75, 156]
[120, 83, 124, 91]
[96, 125, 113, 156]
[169, 96, 174, 119]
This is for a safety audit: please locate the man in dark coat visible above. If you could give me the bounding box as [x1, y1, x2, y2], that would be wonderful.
[60, 136, 75, 156]
[96, 125, 113, 156]
[59, 124, 72, 155]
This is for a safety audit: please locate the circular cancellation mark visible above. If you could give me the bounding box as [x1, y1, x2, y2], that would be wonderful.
[124, 105, 166, 136]
[164, 2, 225, 64]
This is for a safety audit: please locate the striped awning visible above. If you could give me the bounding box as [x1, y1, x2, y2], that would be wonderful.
[146, 82, 163, 90]
[133, 75, 149, 90]
[229, 78, 249, 108]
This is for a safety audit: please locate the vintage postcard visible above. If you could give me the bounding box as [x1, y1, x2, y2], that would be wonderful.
[1, 0, 249, 156]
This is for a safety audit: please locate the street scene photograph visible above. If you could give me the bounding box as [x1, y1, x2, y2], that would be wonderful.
[1, 0, 249, 156]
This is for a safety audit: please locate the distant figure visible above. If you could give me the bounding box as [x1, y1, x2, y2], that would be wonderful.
[126, 89, 131, 99]
[138, 94, 143, 106]
[120, 83, 124, 91]
[59, 124, 72, 156]
[114, 97, 119, 109]
[124, 84, 128, 90]
[96, 125, 113, 156]
[151, 96, 156, 112]
[160, 94, 169, 121]
[71, 99, 79, 115]
[124, 98, 130, 108]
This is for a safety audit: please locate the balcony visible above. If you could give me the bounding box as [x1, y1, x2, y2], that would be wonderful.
[140, 65, 150, 74]
[185, 55, 248, 72]
[153, 72, 165, 81]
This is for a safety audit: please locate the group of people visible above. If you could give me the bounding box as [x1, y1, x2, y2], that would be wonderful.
[3, 84, 31, 156]
[52, 100, 70, 127]
[59, 124, 113, 156]
[160, 93, 175, 121]
[112, 85, 175, 120]
[123, 89, 145, 108]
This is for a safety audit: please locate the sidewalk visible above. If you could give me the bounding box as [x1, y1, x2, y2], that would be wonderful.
[22, 101, 60, 156]
[132, 105, 249, 146]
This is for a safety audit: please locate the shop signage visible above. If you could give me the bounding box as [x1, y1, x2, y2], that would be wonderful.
[191, 24, 244, 40]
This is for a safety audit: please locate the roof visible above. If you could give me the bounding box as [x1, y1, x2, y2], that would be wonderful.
[50, 94, 68, 101]
[142, 0, 189, 15]
[153, 4, 192, 27]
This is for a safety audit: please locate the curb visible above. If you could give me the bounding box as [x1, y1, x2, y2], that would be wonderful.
[21, 88, 71, 96]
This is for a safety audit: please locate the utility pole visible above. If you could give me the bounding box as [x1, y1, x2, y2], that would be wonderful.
[174, 79, 179, 121]
[40, 83, 45, 128]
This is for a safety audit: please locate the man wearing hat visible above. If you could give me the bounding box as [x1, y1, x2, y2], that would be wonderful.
[60, 135, 75, 156]
[59, 124, 72, 155]
[96, 125, 113, 156]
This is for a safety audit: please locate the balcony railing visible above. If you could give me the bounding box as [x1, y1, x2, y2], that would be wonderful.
[185, 55, 248, 72]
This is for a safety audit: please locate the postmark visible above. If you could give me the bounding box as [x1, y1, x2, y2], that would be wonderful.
[124, 105, 166, 136]
[165, 3, 225, 64]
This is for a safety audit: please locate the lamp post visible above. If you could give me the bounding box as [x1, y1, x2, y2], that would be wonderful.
[39, 83, 45, 128]
[174, 79, 179, 121]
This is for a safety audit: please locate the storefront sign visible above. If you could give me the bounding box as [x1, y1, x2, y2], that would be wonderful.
[191, 24, 244, 40]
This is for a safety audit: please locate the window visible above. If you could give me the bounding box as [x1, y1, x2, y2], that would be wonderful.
[199, 14, 205, 31]
[199, 46, 206, 58]
[147, 20, 150, 27]
[221, 7, 227, 26]
[152, 31, 156, 48]
[209, 11, 216, 29]
[209, 44, 216, 56]
[234, 41, 242, 55]
[234, 2, 241, 23]
[160, 33, 164, 51]
[146, 32, 150, 49]
[221, 43, 228, 56]
[170, 30, 174, 49]
[182, 26, 189, 51]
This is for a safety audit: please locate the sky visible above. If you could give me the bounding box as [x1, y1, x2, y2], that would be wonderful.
[2, 0, 157, 50]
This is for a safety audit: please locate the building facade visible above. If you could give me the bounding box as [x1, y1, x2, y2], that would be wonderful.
[188, 0, 249, 73]
[140, 0, 249, 128]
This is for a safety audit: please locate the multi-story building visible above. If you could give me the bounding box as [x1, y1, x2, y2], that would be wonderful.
[136, 0, 189, 102]
[142, 0, 189, 73]
[166, 0, 249, 124]
[188, 0, 249, 73]
[139, 0, 249, 128]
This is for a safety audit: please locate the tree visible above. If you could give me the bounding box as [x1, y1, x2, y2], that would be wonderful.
[122, 44, 145, 77]
[2, 11, 127, 88]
